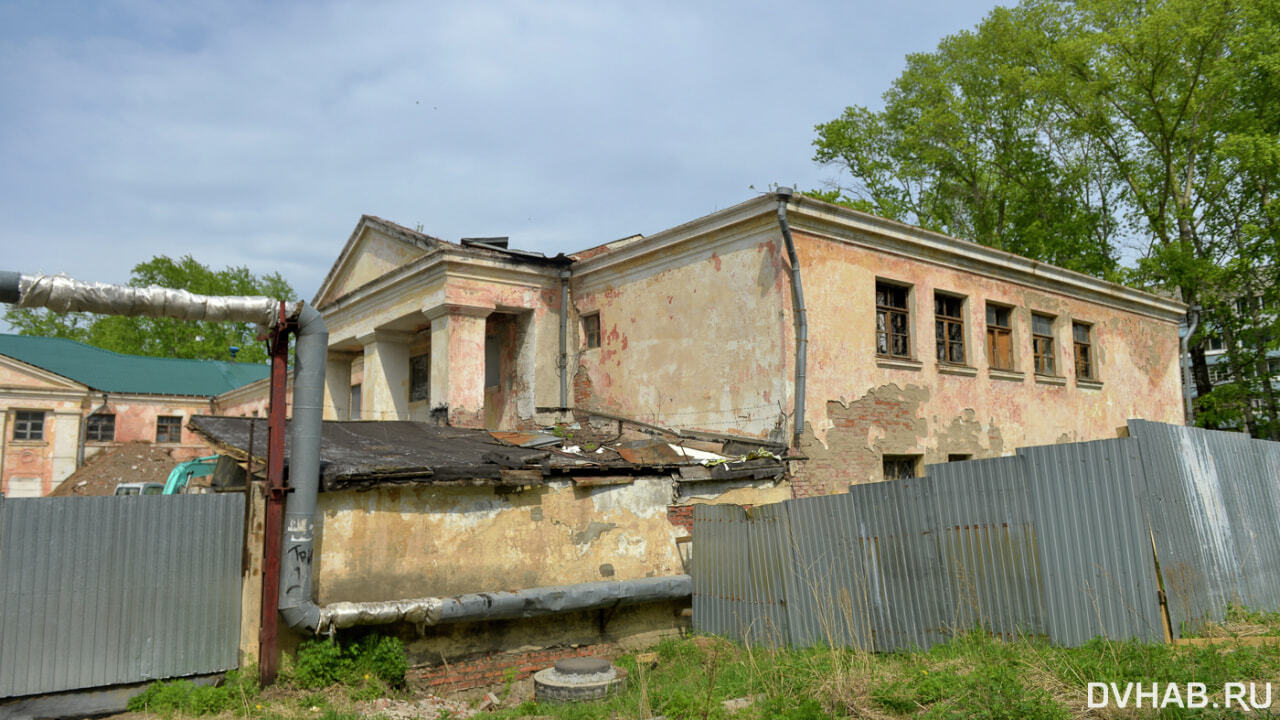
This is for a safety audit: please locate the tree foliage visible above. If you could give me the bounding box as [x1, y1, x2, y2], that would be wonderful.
[4, 255, 296, 365]
[812, 0, 1280, 437]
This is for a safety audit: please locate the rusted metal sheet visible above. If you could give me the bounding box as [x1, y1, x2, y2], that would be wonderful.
[0, 494, 244, 698]
[616, 440, 684, 465]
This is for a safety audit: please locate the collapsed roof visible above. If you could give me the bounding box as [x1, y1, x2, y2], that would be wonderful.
[188, 416, 784, 492]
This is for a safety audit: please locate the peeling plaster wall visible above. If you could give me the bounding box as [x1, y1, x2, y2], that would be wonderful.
[571, 219, 792, 440]
[310, 475, 789, 604]
[571, 218, 1182, 497]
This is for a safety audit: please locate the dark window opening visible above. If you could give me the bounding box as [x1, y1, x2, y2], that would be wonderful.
[876, 282, 911, 358]
[350, 384, 362, 420]
[1032, 314, 1056, 375]
[13, 410, 45, 441]
[882, 454, 920, 481]
[986, 304, 1013, 370]
[155, 416, 182, 444]
[934, 293, 965, 364]
[947, 453, 972, 462]
[485, 333, 500, 388]
[86, 414, 115, 442]
[583, 312, 601, 350]
[409, 353, 429, 402]
[1073, 322, 1095, 380]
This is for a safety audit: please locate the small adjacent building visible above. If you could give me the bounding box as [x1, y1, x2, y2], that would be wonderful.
[220, 193, 1183, 496]
[0, 334, 269, 496]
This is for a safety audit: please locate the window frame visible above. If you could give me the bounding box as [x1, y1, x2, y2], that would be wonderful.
[582, 312, 601, 350]
[875, 280, 913, 360]
[882, 454, 921, 481]
[85, 413, 116, 442]
[1032, 313, 1057, 376]
[155, 415, 183, 444]
[1072, 321, 1095, 380]
[13, 410, 45, 442]
[985, 303, 1015, 370]
[934, 291, 967, 365]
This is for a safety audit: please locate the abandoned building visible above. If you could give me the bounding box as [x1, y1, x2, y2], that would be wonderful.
[0, 334, 268, 496]
[219, 190, 1185, 496]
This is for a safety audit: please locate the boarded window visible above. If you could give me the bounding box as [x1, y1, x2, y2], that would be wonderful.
[985, 304, 1013, 370]
[882, 454, 919, 481]
[876, 282, 911, 358]
[155, 416, 182, 444]
[1032, 314, 1056, 375]
[583, 312, 601, 350]
[13, 411, 45, 441]
[409, 354, 429, 402]
[1073, 322, 1094, 380]
[86, 414, 115, 442]
[934, 293, 965, 364]
[350, 384, 362, 420]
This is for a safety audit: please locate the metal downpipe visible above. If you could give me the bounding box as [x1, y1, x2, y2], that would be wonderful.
[1180, 306, 1200, 427]
[278, 304, 328, 633]
[558, 269, 570, 410]
[774, 188, 808, 448]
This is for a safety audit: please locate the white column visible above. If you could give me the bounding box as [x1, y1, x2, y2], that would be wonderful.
[50, 411, 81, 494]
[358, 330, 415, 421]
[324, 352, 356, 420]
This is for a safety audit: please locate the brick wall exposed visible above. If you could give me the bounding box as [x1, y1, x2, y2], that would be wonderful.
[409, 642, 623, 691]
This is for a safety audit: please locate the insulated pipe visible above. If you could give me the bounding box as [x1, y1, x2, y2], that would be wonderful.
[1180, 305, 1200, 426]
[278, 304, 328, 633]
[774, 188, 808, 448]
[558, 269, 570, 410]
[0, 272, 20, 304]
[11, 273, 282, 325]
[315, 575, 692, 633]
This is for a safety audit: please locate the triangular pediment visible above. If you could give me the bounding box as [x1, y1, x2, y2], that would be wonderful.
[0, 354, 88, 393]
[313, 216, 445, 308]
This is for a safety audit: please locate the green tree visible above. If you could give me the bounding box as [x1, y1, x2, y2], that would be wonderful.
[812, 0, 1280, 436]
[4, 255, 296, 364]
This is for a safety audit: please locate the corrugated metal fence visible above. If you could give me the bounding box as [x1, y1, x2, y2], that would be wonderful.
[0, 494, 244, 698]
[694, 421, 1280, 650]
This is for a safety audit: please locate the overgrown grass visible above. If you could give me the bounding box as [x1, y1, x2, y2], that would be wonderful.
[125, 611, 1280, 719]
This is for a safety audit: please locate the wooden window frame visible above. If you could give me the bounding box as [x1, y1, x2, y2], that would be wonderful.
[1032, 314, 1057, 376]
[13, 410, 45, 442]
[155, 415, 183, 444]
[85, 413, 115, 442]
[1072, 321, 1095, 380]
[985, 303, 1014, 370]
[934, 292, 966, 365]
[582, 312, 601, 350]
[876, 281, 912, 359]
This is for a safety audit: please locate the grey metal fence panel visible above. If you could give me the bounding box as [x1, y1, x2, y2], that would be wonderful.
[784, 494, 870, 649]
[1130, 420, 1240, 632]
[0, 494, 244, 698]
[929, 455, 1045, 642]
[1129, 420, 1280, 634]
[1020, 438, 1162, 645]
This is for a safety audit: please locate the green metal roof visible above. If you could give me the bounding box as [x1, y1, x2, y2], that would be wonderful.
[0, 334, 270, 397]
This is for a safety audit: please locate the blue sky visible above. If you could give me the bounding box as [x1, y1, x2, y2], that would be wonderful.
[0, 0, 1003, 312]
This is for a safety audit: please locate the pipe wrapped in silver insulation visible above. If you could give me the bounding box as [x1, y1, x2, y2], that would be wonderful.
[17, 273, 286, 327]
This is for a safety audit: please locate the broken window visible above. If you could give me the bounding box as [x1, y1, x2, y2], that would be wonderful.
[1073, 322, 1094, 380]
[582, 312, 601, 350]
[882, 454, 920, 481]
[155, 416, 182, 444]
[947, 453, 972, 462]
[1032, 314, 1056, 375]
[86, 414, 115, 442]
[409, 353, 429, 402]
[985, 304, 1013, 370]
[876, 281, 911, 358]
[349, 384, 362, 420]
[13, 410, 44, 441]
[934, 293, 965, 364]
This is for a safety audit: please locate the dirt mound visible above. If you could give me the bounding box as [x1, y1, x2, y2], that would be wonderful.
[50, 442, 180, 496]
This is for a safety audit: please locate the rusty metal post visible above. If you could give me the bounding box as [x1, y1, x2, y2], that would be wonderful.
[259, 303, 293, 685]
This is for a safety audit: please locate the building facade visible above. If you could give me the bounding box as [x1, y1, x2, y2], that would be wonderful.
[0, 335, 269, 496]
[219, 193, 1186, 496]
